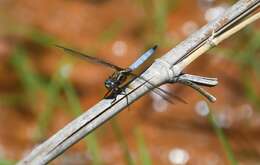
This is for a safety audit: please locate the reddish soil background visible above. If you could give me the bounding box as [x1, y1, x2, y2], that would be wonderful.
[0, 0, 259, 164]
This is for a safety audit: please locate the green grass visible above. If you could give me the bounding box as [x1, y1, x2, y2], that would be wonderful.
[1, 18, 56, 47]
[0, 159, 16, 165]
[99, 20, 124, 44]
[153, 0, 168, 36]
[9, 43, 64, 140]
[134, 0, 179, 47]
[10, 46, 42, 96]
[135, 128, 152, 165]
[111, 120, 135, 165]
[9, 36, 103, 163]
[30, 61, 103, 164]
[206, 103, 238, 165]
[233, 30, 260, 75]
[84, 133, 103, 165]
[0, 94, 24, 107]
[237, 31, 260, 108]
[214, 29, 260, 108]
[10, 46, 43, 108]
[63, 78, 82, 117]
[27, 29, 56, 46]
[34, 72, 63, 140]
[242, 74, 260, 108]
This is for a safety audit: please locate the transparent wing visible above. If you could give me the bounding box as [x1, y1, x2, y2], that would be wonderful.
[129, 72, 187, 104]
[55, 45, 124, 71]
[128, 45, 157, 71]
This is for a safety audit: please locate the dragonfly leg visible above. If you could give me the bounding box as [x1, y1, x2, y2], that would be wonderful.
[110, 87, 123, 103]
[121, 89, 131, 111]
[103, 90, 112, 99]
[111, 97, 117, 104]
[104, 89, 118, 104]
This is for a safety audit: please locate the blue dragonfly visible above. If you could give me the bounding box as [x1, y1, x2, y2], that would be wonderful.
[56, 45, 185, 103]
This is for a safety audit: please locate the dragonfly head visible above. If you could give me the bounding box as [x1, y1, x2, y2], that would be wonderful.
[105, 71, 128, 90]
[104, 79, 116, 90]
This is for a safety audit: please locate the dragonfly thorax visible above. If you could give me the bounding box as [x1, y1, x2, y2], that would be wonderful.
[104, 69, 131, 90]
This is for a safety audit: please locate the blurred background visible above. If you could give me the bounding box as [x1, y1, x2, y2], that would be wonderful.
[0, 0, 259, 164]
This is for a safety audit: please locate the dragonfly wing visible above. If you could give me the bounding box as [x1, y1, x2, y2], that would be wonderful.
[129, 72, 187, 104]
[128, 45, 157, 71]
[55, 45, 124, 71]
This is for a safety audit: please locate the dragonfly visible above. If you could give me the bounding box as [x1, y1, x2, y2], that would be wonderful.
[55, 45, 185, 103]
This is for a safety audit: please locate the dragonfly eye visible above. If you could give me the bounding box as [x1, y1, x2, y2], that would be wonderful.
[104, 80, 110, 88]
[105, 79, 114, 89]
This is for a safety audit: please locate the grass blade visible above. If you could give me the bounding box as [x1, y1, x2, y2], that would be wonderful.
[35, 74, 62, 140]
[206, 103, 238, 165]
[135, 128, 152, 165]
[111, 120, 135, 165]
[99, 20, 123, 44]
[10, 46, 42, 105]
[0, 159, 16, 165]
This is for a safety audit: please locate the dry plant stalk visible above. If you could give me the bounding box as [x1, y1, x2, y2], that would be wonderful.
[18, 0, 259, 164]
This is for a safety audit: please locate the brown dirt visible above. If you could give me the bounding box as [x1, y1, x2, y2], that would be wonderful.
[0, 0, 259, 164]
